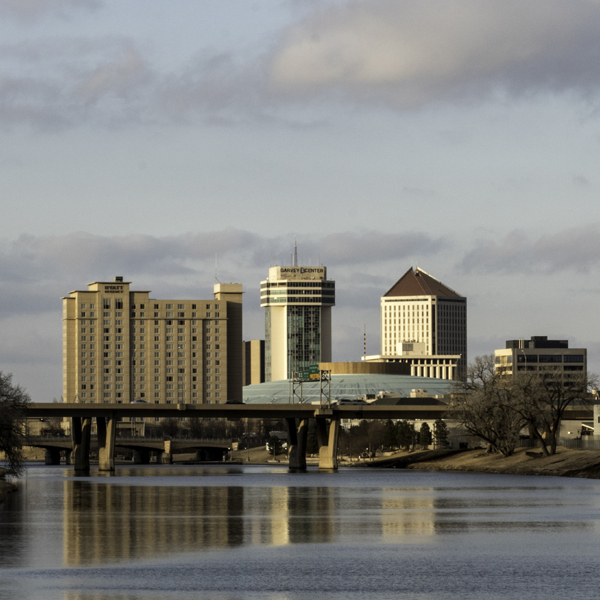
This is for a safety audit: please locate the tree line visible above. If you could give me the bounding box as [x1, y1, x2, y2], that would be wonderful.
[448, 355, 597, 457]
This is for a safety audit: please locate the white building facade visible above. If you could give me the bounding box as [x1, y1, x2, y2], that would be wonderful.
[260, 266, 335, 381]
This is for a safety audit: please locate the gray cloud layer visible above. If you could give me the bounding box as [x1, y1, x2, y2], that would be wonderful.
[0, 229, 446, 318]
[0, 0, 99, 21]
[269, 0, 600, 107]
[460, 226, 600, 275]
[4, 0, 600, 128]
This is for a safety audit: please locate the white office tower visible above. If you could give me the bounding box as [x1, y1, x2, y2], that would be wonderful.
[260, 265, 335, 381]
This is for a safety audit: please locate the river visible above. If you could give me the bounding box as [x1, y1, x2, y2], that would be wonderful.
[1, 464, 600, 599]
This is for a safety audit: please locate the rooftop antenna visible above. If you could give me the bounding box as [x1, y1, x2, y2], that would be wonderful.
[364, 324, 367, 360]
[293, 237, 298, 267]
[215, 254, 220, 283]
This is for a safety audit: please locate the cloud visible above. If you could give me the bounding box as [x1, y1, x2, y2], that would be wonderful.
[0, 229, 447, 318]
[573, 174, 592, 188]
[460, 226, 600, 275]
[6, 0, 600, 129]
[0, 37, 156, 130]
[268, 0, 600, 108]
[74, 46, 153, 106]
[0, 0, 100, 21]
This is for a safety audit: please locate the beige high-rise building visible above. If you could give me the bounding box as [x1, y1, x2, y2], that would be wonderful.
[62, 277, 243, 406]
[260, 265, 335, 381]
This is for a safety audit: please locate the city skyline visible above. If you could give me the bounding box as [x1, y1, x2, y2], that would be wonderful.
[1, 1, 600, 400]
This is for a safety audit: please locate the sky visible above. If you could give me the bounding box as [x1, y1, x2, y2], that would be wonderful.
[2, 0, 600, 401]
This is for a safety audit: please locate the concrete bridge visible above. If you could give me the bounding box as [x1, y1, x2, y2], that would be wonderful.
[26, 402, 592, 473]
[27, 402, 450, 473]
[26, 435, 230, 466]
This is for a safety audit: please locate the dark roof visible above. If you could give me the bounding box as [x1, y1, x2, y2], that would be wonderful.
[384, 267, 463, 299]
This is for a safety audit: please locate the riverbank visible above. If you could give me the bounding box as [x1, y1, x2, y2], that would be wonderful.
[15, 445, 600, 479]
[367, 446, 600, 479]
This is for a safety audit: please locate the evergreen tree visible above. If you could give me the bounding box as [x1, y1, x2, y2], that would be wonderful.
[433, 419, 449, 448]
[397, 420, 414, 450]
[382, 419, 397, 450]
[419, 422, 432, 448]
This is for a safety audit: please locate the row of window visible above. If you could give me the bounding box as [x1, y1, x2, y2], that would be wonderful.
[515, 354, 585, 363]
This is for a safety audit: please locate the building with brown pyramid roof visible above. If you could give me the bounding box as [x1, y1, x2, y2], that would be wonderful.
[377, 267, 467, 378]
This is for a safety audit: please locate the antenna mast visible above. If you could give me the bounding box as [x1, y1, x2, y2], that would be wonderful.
[293, 237, 298, 267]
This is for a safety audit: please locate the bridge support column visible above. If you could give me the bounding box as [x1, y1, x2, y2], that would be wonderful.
[316, 417, 339, 471]
[44, 448, 61, 465]
[133, 449, 151, 464]
[64, 449, 72, 465]
[286, 418, 308, 472]
[71, 417, 92, 474]
[162, 439, 173, 464]
[97, 414, 116, 472]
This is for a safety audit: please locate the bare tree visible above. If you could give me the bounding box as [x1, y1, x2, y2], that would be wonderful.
[186, 417, 204, 439]
[512, 371, 597, 456]
[160, 418, 180, 438]
[0, 372, 31, 476]
[449, 355, 526, 457]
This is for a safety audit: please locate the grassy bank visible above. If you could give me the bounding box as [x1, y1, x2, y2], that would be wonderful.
[364, 446, 600, 479]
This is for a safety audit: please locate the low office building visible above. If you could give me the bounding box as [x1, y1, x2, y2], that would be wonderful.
[362, 341, 460, 380]
[62, 277, 243, 406]
[494, 336, 587, 378]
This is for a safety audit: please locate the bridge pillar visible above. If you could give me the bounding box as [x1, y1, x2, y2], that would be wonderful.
[44, 448, 61, 465]
[316, 416, 339, 471]
[133, 449, 151, 464]
[97, 414, 116, 472]
[71, 417, 92, 474]
[64, 449, 72, 465]
[162, 439, 173, 464]
[286, 418, 308, 472]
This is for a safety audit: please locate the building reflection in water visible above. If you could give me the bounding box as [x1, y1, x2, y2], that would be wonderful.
[62, 477, 451, 566]
[63, 479, 245, 566]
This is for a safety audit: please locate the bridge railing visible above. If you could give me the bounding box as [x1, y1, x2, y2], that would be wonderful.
[25, 434, 231, 444]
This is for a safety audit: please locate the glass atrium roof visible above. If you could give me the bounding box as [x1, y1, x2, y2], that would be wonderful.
[242, 374, 453, 404]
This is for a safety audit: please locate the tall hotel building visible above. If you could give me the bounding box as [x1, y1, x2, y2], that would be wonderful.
[62, 277, 243, 405]
[381, 267, 467, 378]
[260, 266, 335, 381]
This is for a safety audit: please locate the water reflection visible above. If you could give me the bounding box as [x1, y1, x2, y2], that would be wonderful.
[4, 467, 600, 600]
[63, 481, 247, 565]
[58, 470, 600, 568]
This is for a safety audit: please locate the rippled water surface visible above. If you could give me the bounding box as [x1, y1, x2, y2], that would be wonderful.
[1, 465, 600, 599]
